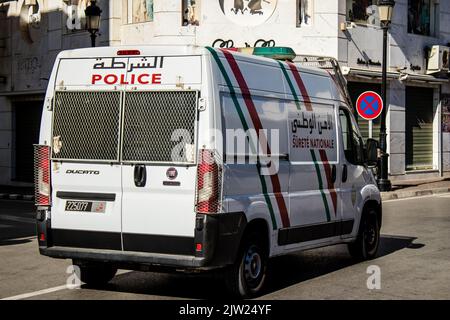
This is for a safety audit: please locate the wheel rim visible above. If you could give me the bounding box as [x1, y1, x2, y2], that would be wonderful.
[243, 245, 263, 288]
[363, 215, 379, 253]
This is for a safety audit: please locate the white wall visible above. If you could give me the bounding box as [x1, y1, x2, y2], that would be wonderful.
[120, 0, 341, 59]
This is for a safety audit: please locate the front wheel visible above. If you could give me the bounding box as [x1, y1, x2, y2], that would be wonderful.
[73, 260, 117, 286]
[348, 207, 380, 260]
[224, 233, 268, 298]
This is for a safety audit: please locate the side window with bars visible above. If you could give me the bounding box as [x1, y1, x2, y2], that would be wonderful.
[52, 90, 198, 164]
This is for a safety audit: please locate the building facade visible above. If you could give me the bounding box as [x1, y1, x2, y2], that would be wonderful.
[0, 0, 449, 187]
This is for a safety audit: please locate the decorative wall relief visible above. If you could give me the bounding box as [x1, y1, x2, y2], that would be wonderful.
[18, 0, 43, 44]
[219, 0, 278, 26]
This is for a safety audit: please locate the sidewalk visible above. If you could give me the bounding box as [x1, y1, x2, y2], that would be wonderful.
[382, 178, 450, 201]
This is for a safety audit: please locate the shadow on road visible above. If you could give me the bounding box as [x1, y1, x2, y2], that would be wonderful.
[0, 200, 36, 245]
[87, 234, 421, 299]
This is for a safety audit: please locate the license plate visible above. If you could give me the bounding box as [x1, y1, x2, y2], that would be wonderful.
[65, 201, 106, 213]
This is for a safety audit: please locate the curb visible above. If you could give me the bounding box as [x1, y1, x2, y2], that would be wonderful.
[381, 187, 450, 201]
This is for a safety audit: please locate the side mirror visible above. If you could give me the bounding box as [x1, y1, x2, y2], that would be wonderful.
[366, 138, 379, 167]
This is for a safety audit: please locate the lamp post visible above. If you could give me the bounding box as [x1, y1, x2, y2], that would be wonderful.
[85, 0, 102, 47]
[377, 0, 395, 192]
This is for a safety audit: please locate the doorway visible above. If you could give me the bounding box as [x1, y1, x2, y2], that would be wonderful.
[405, 86, 434, 171]
[13, 100, 43, 182]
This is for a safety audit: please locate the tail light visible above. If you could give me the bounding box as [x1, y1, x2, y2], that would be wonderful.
[34, 145, 51, 206]
[196, 149, 222, 214]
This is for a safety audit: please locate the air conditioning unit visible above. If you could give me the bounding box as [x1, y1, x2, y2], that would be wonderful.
[427, 45, 449, 74]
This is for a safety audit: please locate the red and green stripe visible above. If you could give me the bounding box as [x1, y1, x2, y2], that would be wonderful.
[278, 61, 301, 110]
[281, 60, 336, 221]
[286, 61, 313, 111]
[318, 149, 338, 216]
[220, 48, 290, 229]
[310, 150, 331, 222]
[206, 46, 280, 230]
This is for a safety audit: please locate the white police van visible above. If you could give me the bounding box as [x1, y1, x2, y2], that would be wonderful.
[34, 45, 382, 298]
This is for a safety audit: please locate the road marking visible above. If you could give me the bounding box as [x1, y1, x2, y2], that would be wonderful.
[1, 284, 76, 300]
[436, 193, 450, 198]
[0, 269, 130, 300]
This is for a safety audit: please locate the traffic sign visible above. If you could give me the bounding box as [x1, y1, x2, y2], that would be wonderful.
[356, 91, 383, 120]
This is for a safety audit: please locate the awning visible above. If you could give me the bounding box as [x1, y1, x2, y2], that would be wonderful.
[341, 67, 449, 84]
[341, 67, 398, 80]
[399, 73, 449, 84]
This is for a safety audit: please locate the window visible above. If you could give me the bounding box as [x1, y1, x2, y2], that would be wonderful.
[124, 0, 153, 24]
[408, 0, 439, 37]
[296, 0, 313, 27]
[339, 108, 364, 165]
[182, 0, 200, 26]
[346, 0, 380, 26]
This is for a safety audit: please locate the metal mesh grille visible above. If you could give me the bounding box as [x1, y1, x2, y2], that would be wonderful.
[34, 145, 51, 206]
[52, 91, 122, 161]
[122, 91, 198, 163]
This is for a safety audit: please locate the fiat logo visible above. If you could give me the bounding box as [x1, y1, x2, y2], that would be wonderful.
[166, 167, 178, 180]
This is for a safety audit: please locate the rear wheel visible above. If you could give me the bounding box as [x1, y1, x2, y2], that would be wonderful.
[224, 232, 268, 298]
[72, 260, 117, 286]
[348, 207, 380, 260]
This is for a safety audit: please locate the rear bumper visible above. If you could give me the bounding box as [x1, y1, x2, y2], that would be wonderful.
[37, 211, 247, 270]
[40, 246, 208, 269]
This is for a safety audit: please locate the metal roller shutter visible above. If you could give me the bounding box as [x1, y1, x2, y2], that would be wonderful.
[405, 86, 434, 170]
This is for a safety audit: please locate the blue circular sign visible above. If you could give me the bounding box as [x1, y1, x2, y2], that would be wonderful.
[356, 91, 383, 120]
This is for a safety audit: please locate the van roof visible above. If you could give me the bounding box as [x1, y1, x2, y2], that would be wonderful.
[56, 45, 330, 78]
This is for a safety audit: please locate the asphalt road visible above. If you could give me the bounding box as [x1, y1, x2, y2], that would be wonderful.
[0, 194, 449, 300]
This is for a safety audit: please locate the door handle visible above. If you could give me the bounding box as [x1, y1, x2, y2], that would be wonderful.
[134, 164, 147, 187]
[342, 164, 348, 183]
[331, 164, 337, 184]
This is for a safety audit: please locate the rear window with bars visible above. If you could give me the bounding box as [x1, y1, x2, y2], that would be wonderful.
[51, 90, 198, 164]
[52, 91, 122, 161]
[122, 91, 198, 163]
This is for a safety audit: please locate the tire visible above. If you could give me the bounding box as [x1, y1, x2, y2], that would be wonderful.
[348, 207, 380, 260]
[224, 232, 268, 298]
[73, 260, 117, 286]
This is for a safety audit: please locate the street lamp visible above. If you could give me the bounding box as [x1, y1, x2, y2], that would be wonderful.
[85, 0, 102, 47]
[376, 0, 395, 192]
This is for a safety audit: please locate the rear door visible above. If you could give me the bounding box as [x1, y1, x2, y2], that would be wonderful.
[120, 90, 199, 254]
[120, 55, 203, 254]
[50, 90, 123, 250]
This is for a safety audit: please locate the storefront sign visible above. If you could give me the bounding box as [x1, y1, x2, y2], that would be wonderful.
[442, 94, 450, 133]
